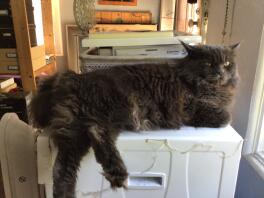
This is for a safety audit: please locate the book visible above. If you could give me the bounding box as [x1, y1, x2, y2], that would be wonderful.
[0, 83, 17, 93]
[0, 78, 15, 89]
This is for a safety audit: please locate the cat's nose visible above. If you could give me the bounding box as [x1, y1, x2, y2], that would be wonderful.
[216, 71, 221, 76]
[216, 70, 224, 78]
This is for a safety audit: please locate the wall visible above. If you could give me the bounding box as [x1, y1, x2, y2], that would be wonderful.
[206, 0, 264, 197]
[57, 0, 161, 70]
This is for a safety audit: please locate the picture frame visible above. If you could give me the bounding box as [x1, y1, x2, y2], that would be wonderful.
[98, 0, 137, 6]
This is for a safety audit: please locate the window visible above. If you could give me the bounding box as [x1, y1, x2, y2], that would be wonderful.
[32, 0, 44, 45]
[98, 0, 137, 6]
[244, 26, 264, 179]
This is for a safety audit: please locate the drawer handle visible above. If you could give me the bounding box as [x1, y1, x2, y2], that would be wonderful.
[0, 10, 9, 16]
[6, 53, 17, 58]
[8, 65, 19, 71]
[127, 173, 166, 190]
[2, 33, 12, 37]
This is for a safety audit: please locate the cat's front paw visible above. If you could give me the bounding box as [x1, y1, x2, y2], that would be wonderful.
[214, 109, 231, 127]
[103, 170, 128, 189]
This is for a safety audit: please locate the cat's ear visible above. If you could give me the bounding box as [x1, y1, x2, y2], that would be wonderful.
[229, 42, 241, 51]
[179, 40, 197, 55]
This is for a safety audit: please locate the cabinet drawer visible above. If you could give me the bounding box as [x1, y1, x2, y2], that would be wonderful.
[0, 16, 13, 28]
[0, 49, 18, 62]
[0, 62, 19, 74]
[0, 1, 13, 28]
[0, 28, 16, 48]
[0, 1, 10, 10]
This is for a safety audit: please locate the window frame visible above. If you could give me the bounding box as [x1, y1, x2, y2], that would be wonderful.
[243, 26, 264, 180]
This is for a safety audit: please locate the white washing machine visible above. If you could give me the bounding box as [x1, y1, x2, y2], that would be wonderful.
[38, 126, 243, 198]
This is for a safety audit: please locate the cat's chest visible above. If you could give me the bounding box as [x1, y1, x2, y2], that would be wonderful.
[191, 85, 232, 106]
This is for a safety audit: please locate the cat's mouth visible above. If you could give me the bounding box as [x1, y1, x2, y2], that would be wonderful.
[206, 76, 220, 83]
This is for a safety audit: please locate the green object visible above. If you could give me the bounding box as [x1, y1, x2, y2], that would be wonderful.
[115, 18, 123, 24]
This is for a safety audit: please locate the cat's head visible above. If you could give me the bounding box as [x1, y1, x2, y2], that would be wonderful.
[179, 41, 240, 86]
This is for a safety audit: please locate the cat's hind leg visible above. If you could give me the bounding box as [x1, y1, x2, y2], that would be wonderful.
[51, 124, 91, 198]
[87, 125, 128, 189]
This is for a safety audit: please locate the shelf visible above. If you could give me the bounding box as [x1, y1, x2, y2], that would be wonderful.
[91, 24, 158, 33]
[34, 61, 56, 77]
[31, 45, 46, 71]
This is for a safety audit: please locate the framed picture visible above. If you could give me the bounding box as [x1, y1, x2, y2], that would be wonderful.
[98, 0, 137, 6]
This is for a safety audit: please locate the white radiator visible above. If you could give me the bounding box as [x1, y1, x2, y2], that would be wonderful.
[38, 126, 243, 198]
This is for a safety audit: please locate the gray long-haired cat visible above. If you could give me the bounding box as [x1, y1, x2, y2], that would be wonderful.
[30, 42, 239, 198]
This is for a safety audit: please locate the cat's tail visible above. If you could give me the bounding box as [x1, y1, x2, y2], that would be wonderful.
[29, 73, 59, 128]
[30, 70, 78, 129]
[29, 74, 58, 128]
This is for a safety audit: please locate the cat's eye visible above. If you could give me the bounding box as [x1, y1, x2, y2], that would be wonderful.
[204, 62, 212, 67]
[224, 61, 230, 67]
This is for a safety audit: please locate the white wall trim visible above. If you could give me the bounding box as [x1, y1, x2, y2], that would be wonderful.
[243, 25, 264, 155]
[243, 25, 264, 179]
[245, 154, 264, 180]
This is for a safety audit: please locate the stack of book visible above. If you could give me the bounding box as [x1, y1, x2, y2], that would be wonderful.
[0, 77, 28, 123]
[0, 77, 17, 93]
[0, 91, 29, 123]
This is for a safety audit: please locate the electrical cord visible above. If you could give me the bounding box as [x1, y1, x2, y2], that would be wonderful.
[69, 138, 242, 197]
